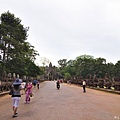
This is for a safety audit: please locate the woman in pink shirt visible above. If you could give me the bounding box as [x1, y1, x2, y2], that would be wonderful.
[25, 82, 32, 104]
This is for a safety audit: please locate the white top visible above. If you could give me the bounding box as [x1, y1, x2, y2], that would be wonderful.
[83, 81, 86, 85]
[21, 82, 26, 89]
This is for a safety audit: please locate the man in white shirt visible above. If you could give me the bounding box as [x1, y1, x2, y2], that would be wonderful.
[82, 80, 86, 93]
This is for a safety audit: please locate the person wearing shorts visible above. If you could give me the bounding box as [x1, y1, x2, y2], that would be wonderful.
[11, 79, 22, 118]
[12, 97, 20, 108]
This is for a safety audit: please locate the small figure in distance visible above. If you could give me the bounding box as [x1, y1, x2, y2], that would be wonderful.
[60, 79, 63, 83]
[56, 80, 60, 89]
[33, 79, 37, 88]
[82, 80, 86, 93]
[37, 80, 40, 89]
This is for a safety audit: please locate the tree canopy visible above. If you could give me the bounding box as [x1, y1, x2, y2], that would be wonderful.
[58, 54, 120, 80]
[0, 11, 42, 78]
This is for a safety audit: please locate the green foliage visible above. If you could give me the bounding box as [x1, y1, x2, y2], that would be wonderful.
[58, 54, 120, 79]
[64, 72, 71, 80]
[115, 61, 120, 77]
[0, 11, 41, 78]
[58, 59, 67, 68]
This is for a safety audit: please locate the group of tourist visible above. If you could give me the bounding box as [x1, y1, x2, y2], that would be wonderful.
[10, 78, 40, 118]
[10, 78, 86, 118]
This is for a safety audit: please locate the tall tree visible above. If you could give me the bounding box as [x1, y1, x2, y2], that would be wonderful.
[58, 59, 67, 68]
[114, 61, 120, 77]
[0, 11, 40, 77]
[0, 11, 28, 63]
[74, 55, 95, 78]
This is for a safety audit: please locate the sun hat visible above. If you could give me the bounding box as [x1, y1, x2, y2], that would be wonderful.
[13, 78, 22, 85]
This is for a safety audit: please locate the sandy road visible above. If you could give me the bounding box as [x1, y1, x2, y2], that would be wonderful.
[0, 81, 120, 120]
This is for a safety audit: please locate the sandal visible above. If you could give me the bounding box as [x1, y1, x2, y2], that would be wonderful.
[12, 115, 18, 118]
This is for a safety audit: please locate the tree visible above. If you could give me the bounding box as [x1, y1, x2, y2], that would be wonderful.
[114, 61, 120, 77]
[64, 72, 71, 80]
[60, 60, 76, 77]
[0, 11, 28, 63]
[94, 57, 107, 78]
[74, 55, 95, 78]
[0, 11, 40, 77]
[106, 62, 115, 78]
[40, 57, 50, 67]
[40, 57, 50, 72]
[58, 59, 67, 68]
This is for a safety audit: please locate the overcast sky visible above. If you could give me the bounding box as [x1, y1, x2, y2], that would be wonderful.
[1, 0, 120, 66]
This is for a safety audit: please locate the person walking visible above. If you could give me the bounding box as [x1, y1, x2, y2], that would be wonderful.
[37, 80, 40, 89]
[11, 78, 22, 118]
[25, 81, 32, 104]
[21, 81, 26, 95]
[82, 80, 86, 93]
[33, 79, 37, 88]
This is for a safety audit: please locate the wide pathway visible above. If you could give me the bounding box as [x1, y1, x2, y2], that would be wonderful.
[0, 81, 120, 120]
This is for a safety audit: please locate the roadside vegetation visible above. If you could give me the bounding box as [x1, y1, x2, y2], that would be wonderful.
[0, 11, 120, 91]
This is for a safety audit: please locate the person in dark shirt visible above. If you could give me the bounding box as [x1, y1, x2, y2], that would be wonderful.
[56, 80, 60, 89]
[11, 78, 22, 118]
